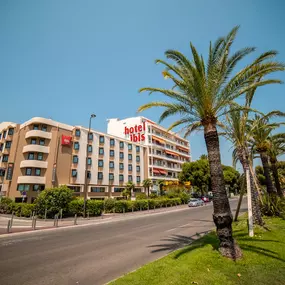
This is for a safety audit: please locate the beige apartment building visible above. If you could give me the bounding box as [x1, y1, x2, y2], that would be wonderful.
[0, 116, 190, 202]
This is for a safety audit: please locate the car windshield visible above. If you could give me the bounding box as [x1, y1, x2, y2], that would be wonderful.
[190, 199, 198, 202]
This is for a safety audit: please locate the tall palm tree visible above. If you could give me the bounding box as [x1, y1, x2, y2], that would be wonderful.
[142, 179, 153, 197]
[268, 133, 285, 197]
[138, 26, 284, 259]
[248, 112, 285, 195]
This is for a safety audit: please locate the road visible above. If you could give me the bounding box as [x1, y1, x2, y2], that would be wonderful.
[0, 199, 246, 285]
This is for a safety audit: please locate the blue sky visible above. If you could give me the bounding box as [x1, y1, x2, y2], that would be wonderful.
[1, 0, 285, 166]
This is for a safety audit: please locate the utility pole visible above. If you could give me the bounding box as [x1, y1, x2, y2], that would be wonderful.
[83, 114, 96, 218]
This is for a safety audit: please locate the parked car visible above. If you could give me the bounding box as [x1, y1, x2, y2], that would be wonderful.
[188, 198, 204, 207]
[201, 196, 210, 203]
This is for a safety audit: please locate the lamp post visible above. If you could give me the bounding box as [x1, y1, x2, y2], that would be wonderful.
[83, 114, 96, 218]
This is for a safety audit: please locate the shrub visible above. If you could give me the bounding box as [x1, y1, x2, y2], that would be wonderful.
[87, 200, 104, 216]
[114, 200, 128, 213]
[104, 198, 115, 213]
[35, 185, 74, 218]
[136, 193, 147, 200]
[179, 192, 190, 204]
[0, 197, 13, 214]
[149, 193, 158, 199]
[15, 203, 35, 217]
[68, 199, 84, 216]
[260, 194, 285, 218]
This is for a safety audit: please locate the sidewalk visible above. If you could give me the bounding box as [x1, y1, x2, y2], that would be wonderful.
[0, 203, 193, 235]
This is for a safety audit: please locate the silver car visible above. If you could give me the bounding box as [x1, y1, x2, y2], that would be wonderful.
[188, 198, 204, 207]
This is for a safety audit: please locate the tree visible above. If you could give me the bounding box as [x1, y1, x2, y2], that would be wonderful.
[200, 154, 208, 160]
[222, 165, 240, 194]
[268, 134, 285, 197]
[123, 181, 135, 200]
[35, 185, 74, 218]
[138, 26, 284, 259]
[248, 112, 285, 195]
[142, 179, 153, 197]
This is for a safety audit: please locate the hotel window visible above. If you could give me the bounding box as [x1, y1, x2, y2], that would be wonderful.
[119, 174, 124, 182]
[88, 145, 92, 153]
[88, 133, 93, 140]
[87, 157, 92, 165]
[0, 169, 5, 177]
[8, 128, 14, 135]
[33, 184, 39, 191]
[128, 144, 132, 150]
[35, 168, 41, 176]
[136, 176, 141, 183]
[0, 144, 3, 152]
[110, 139, 115, 146]
[119, 163, 124, 170]
[98, 172, 103, 180]
[128, 175, 133, 182]
[26, 168, 32, 176]
[114, 187, 124, 192]
[3, 131, 7, 138]
[39, 139, 45, 146]
[73, 155, 78, 163]
[0, 133, 2, 140]
[33, 124, 39, 130]
[87, 171, 91, 179]
[37, 152, 43, 160]
[28, 153, 34, 160]
[75, 129, 81, 137]
[128, 154, 132, 161]
[91, 187, 105, 192]
[136, 156, 140, 162]
[136, 146, 140, 153]
[2, 155, 8, 162]
[31, 138, 37, 145]
[72, 169, 77, 177]
[109, 173, 114, 180]
[109, 161, 114, 168]
[18, 184, 30, 191]
[41, 125, 47, 132]
[110, 149, 114, 157]
[119, 152, 124, 159]
[74, 142, 79, 150]
[5, 141, 11, 149]
[119, 141, 124, 149]
[99, 147, 104, 155]
[128, 164, 132, 171]
[99, 136, 104, 143]
[98, 160, 104, 167]
[136, 165, 140, 172]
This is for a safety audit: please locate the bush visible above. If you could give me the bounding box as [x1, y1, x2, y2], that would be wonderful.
[87, 200, 104, 216]
[149, 193, 158, 199]
[114, 200, 128, 213]
[260, 194, 285, 218]
[0, 197, 13, 214]
[15, 203, 35, 217]
[35, 185, 74, 218]
[136, 193, 147, 200]
[68, 199, 84, 216]
[104, 198, 115, 213]
[179, 192, 190, 204]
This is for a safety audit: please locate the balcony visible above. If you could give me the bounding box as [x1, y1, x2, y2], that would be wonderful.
[17, 176, 46, 184]
[20, 160, 48, 169]
[149, 163, 181, 171]
[25, 130, 52, 140]
[149, 175, 178, 181]
[23, 145, 50, 154]
[150, 152, 188, 163]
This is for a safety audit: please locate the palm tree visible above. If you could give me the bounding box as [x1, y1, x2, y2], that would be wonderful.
[268, 134, 285, 197]
[248, 112, 285, 195]
[138, 26, 284, 259]
[142, 179, 153, 197]
[124, 181, 135, 200]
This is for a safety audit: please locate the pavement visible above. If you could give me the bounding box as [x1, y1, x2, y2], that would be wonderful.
[0, 198, 247, 285]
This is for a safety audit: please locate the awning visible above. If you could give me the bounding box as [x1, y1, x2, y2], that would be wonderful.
[165, 150, 178, 156]
[152, 136, 165, 144]
[152, 169, 161, 174]
[176, 146, 189, 152]
[153, 168, 167, 175]
[159, 169, 167, 175]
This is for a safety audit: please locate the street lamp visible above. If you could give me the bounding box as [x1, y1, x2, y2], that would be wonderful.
[83, 113, 96, 218]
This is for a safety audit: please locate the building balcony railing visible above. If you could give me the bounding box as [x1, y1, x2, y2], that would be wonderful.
[151, 130, 189, 147]
[20, 160, 48, 169]
[149, 175, 178, 181]
[149, 163, 181, 171]
[23, 145, 50, 154]
[151, 142, 190, 157]
[149, 152, 189, 163]
[25, 130, 52, 140]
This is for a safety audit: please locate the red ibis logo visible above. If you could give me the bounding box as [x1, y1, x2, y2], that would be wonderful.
[124, 122, 146, 142]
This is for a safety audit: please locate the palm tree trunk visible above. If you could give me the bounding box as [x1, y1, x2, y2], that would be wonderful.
[260, 152, 275, 194]
[271, 160, 283, 198]
[204, 123, 242, 259]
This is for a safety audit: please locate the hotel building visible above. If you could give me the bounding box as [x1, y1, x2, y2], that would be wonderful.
[0, 118, 147, 203]
[107, 116, 191, 191]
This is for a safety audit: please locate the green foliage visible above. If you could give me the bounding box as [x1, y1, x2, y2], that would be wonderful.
[122, 189, 131, 200]
[149, 193, 158, 199]
[35, 185, 74, 218]
[68, 199, 84, 216]
[260, 194, 285, 218]
[136, 193, 147, 200]
[0, 197, 13, 214]
[222, 165, 240, 193]
[15, 203, 35, 217]
[104, 198, 116, 213]
[87, 200, 104, 216]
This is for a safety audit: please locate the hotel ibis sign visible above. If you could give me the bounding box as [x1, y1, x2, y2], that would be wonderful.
[124, 121, 146, 142]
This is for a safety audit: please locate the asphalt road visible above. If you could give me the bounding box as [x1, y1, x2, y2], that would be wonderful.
[0, 199, 246, 285]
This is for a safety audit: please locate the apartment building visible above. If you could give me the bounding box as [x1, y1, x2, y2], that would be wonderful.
[107, 116, 191, 191]
[0, 117, 147, 202]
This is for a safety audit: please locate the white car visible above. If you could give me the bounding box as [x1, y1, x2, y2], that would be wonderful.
[188, 198, 204, 207]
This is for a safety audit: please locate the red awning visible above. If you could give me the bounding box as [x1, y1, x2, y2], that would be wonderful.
[165, 150, 178, 156]
[159, 169, 167, 175]
[152, 169, 160, 174]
